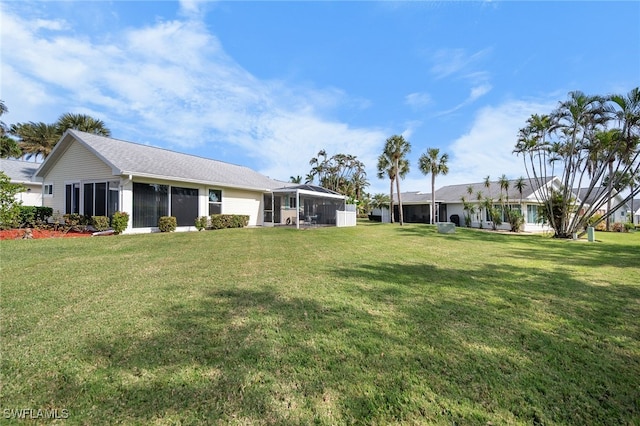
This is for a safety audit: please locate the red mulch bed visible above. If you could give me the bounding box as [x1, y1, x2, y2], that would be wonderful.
[0, 229, 95, 240]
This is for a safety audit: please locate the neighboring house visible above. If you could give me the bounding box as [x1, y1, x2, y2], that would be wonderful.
[633, 199, 640, 225]
[434, 177, 561, 232]
[377, 177, 560, 232]
[34, 130, 350, 234]
[0, 158, 43, 206]
[574, 187, 630, 224]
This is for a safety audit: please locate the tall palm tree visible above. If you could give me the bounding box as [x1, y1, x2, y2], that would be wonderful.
[377, 153, 409, 224]
[10, 122, 59, 160]
[379, 135, 411, 225]
[609, 87, 640, 225]
[0, 101, 22, 159]
[418, 147, 449, 224]
[56, 113, 111, 136]
[289, 175, 302, 184]
[514, 176, 527, 209]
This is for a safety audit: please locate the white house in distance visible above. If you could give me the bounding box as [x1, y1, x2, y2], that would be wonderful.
[0, 158, 43, 206]
[34, 130, 351, 234]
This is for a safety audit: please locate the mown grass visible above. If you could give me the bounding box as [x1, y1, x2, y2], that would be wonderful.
[1, 222, 638, 425]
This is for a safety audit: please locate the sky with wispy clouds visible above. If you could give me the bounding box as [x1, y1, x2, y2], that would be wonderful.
[1, 0, 638, 194]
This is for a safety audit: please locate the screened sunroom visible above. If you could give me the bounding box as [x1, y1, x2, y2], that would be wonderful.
[263, 185, 350, 229]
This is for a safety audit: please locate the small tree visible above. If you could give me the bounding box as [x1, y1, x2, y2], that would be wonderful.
[0, 171, 25, 229]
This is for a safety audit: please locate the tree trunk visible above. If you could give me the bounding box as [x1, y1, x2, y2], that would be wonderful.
[395, 159, 404, 225]
[431, 174, 436, 224]
[389, 177, 394, 223]
[606, 161, 613, 231]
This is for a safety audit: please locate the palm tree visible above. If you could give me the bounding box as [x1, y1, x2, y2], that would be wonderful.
[56, 113, 111, 136]
[0, 101, 22, 159]
[379, 135, 411, 225]
[498, 174, 510, 221]
[290, 175, 302, 184]
[10, 122, 59, 160]
[609, 87, 640, 226]
[418, 147, 449, 224]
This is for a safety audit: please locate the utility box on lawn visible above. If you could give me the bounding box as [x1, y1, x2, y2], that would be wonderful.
[437, 222, 456, 234]
[587, 226, 595, 242]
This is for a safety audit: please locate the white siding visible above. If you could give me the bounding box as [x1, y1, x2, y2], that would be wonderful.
[222, 188, 263, 226]
[15, 183, 42, 206]
[40, 140, 114, 213]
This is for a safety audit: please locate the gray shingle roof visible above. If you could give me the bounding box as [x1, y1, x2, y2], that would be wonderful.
[0, 158, 41, 183]
[434, 177, 555, 203]
[392, 191, 432, 204]
[37, 130, 288, 191]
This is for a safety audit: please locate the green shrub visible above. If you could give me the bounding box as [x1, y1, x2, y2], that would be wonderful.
[21, 206, 54, 225]
[0, 171, 25, 229]
[588, 214, 607, 231]
[111, 212, 129, 234]
[210, 214, 249, 230]
[507, 210, 524, 232]
[63, 213, 87, 231]
[92, 216, 110, 231]
[158, 216, 177, 232]
[624, 222, 634, 232]
[611, 222, 627, 233]
[195, 216, 208, 231]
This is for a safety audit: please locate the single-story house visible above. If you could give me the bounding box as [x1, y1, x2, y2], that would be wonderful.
[34, 130, 351, 234]
[574, 187, 630, 225]
[376, 177, 561, 232]
[0, 158, 43, 206]
[434, 176, 561, 232]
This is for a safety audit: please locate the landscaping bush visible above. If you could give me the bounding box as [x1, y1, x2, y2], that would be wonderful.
[507, 210, 524, 232]
[611, 222, 627, 233]
[195, 216, 208, 231]
[588, 214, 607, 231]
[63, 213, 87, 231]
[158, 216, 177, 232]
[91, 216, 110, 232]
[210, 214, 249, 230]
[110, 211, 129, 235]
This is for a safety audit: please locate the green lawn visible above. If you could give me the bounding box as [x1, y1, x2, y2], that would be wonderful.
[1, 222, 639, 425]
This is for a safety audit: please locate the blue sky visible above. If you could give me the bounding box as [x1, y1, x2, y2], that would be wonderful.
[1, 1, 639, 195]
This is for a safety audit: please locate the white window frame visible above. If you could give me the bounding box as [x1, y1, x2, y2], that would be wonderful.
[43, 183, 53, 197]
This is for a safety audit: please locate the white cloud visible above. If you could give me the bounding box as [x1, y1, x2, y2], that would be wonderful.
[440, 99, 556, 187]
[405, 92, 432, 108]
[430, 47, 491, 79]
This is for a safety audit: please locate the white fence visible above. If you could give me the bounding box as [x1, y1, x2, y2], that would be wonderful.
[336, 210, 357, 227]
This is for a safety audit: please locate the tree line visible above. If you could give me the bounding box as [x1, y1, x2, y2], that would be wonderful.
[0, 100, 111, 161]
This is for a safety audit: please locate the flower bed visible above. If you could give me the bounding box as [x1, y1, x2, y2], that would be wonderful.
[0, 229, 94, 240]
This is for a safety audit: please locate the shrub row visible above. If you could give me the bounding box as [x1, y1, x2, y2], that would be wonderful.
[18, 206, 54, 227]
[194, 214, 249, 231]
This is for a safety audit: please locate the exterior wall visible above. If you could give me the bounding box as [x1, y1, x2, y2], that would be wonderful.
[222, 188, 264, 227]
[40, 140, 114, 214]
[15, 183, 43, 206]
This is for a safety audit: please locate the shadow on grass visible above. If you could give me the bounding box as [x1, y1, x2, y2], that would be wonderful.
[394, 224, 640, 269]
[46, 258, 639, 424]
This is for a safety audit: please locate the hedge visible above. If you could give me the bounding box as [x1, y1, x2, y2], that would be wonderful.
[209, 214, 249, 230]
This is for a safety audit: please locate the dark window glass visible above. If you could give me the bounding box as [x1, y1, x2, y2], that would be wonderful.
[171, 186, 199, 226]
[108, 182, 119, 218]
[133, 183, 168, 228]
[84, 183, 94, 217]
[95, 183, 107, 216]
[66, 185, 72, 214]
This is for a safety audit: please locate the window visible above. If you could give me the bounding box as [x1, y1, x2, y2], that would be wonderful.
[133, 183, 168, 227]
[171, 186, 199, 226]
[209, 189, 222, 215]
[83, 181, 119, 217]
[527, 205, 539, 224]
[288, 197, 297, 209]
[43, 184, 53, 196]
[65, 183, 80, 214]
